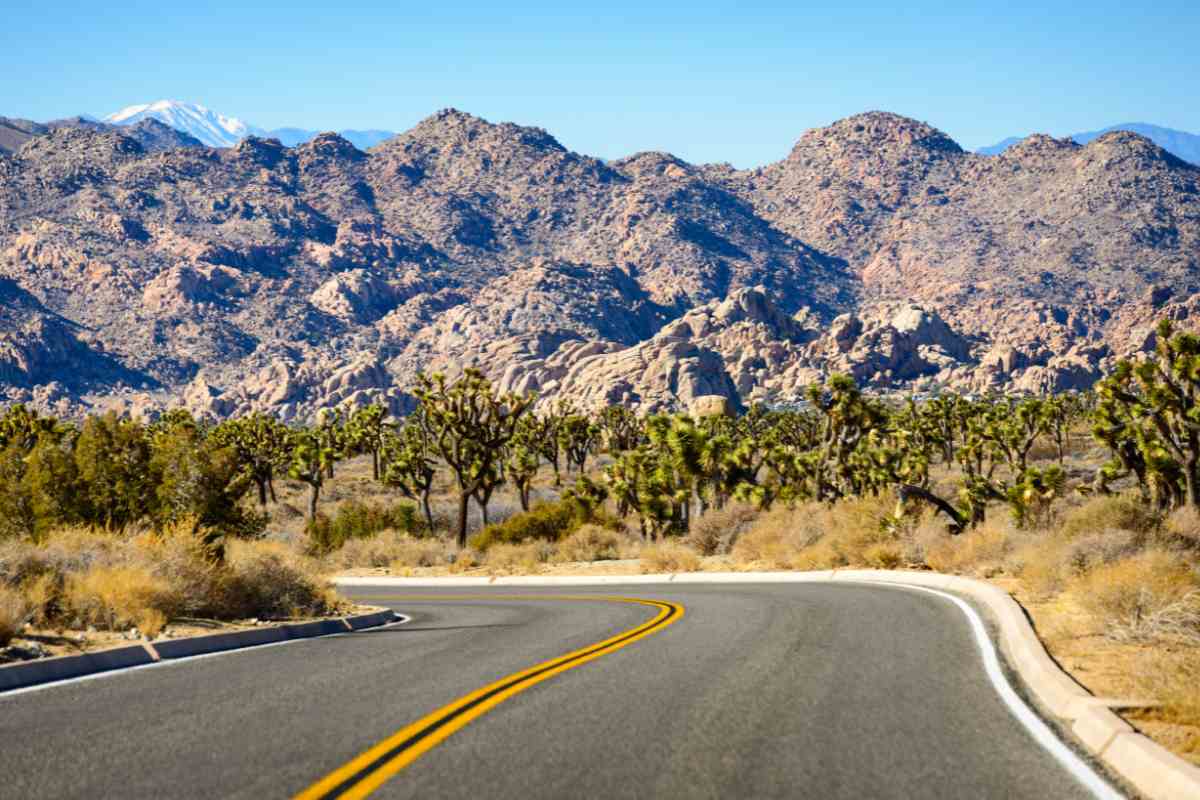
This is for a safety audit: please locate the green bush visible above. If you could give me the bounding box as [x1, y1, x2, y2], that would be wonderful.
[305, 499, 419, 554]
[470, 499, 583, 551]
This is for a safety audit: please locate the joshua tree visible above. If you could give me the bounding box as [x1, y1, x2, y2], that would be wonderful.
[413, 369, 534, 546]
[380, 416, 439, 534]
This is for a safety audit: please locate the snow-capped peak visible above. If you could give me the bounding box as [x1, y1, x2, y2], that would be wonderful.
[104, 100, 264, 147]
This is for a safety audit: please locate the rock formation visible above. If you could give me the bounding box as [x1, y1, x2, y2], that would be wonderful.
[1, 108, 1198, 418]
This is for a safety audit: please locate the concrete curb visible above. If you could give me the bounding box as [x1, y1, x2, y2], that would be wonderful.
[0, 608, 397, 694]
[334, 569, 1200, 800]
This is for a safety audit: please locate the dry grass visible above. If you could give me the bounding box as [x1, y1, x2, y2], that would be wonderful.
[0, 585, 30, 647]
[484, 542, 553, 575]
[1071, 551, 1200, 640]
[684, 503, 759, 556]
[1130, 649, 1200, 730]
[327, 532, 415, 570]
[640, 541, 701, 573]
[925, 518, 1016, 575]
[63, 566, 177, 637]
[218, 540, 340, 620]
[0, 521, 338, 634]
[729, 495, 898, 570]
[1163, 506, 1200, 552]
[1059, 493, 1158, 540]
[553, 524, 626, 563]
[391, 538, 455, 570]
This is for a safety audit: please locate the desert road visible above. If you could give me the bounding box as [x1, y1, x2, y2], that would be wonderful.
[0, 583, 1119, 799]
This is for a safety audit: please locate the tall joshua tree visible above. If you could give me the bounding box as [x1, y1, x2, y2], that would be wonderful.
[413, 369, 534, 546]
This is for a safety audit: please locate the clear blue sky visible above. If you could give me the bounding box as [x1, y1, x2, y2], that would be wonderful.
[2, 1, 1197, 167]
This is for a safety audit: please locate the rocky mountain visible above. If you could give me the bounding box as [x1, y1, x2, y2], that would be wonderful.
[979, 122, 1200, 165]
[267, 127, 396, 151]
[0, 115, 203, 155]
[0, 108, 1198, 419]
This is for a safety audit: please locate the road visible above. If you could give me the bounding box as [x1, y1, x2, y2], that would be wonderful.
[0, 583, 1116, 799]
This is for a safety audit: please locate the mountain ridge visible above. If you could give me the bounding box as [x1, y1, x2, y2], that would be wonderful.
[1, 108, 1197, 419]
[979, 122, 1200, 165]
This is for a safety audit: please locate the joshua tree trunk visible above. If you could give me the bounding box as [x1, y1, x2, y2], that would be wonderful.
[456, 492, 470, 548]
[308, 484, 320, 520]
[421, 495, 435, 535]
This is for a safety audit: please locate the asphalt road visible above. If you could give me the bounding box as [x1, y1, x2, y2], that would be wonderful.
[0, 583, 1114, 799]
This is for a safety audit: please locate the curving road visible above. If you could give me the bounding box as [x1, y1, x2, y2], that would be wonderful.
[0, 583, 1117, 799]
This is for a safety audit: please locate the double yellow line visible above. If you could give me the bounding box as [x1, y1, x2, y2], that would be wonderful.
[295, 595, 684, 800]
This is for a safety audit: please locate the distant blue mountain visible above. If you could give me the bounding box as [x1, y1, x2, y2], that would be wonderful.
[268, 127, 395, 150]
[976, 136, 1022, 156]
[978, 123, 1200, 165]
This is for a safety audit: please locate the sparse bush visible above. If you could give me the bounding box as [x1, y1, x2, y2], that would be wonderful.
[730, 495, 897, 570]
[554, 524, 625, 563]
[685, 503, 759, 556]
[640, 542, 701, 573]
[1059, 493, 1158, 540]
[862, 541, 903, 569]
[925, 518, 1015, 575]
[1162, 506, 1200, 552]
[470, 499, 582, 550]
[391, 538, 453, 569]
[447, 548, 481, 573]
[730, 504, 824, 568]
[63, 565, 179, 637]
[1131, 650, 1200, 735]
[331, 534, 406, 569]
[485, 542, 552, 575]
[1072, 551, 1200, 638]
[217, 541, 339, 620]
[0, 585, 30, 646]
[305, 499, 419, 554]
[1062, 528, 1143, 575]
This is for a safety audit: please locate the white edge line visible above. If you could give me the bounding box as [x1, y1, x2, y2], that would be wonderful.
[0, 613, 411, 701]
[867, 582, 1123, 800]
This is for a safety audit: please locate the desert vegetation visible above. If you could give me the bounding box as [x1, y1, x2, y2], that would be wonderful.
[1, 322, 1198, 761]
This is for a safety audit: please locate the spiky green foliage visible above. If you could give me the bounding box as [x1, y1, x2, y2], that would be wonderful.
[345, 403, 392, 481]
[210, 412, 290, 506]
[413, 369, 534, 546]
[380, 413, 439, 533]
[1094, 319, 1200, 510]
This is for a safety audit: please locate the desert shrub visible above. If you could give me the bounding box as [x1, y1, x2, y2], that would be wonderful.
[730, 504, 825, 568]
[447, 548, 481, 573]
[485, 542, 553, 575]
[63, 565, 180, 637]
[470, 499, 582, 550]
[392, 538, 454, 569]
[1062, 528, 1144, 575]
[149, 426, 266, 540]
[1071, 551, 1200, 638]
[0, 526, 123, 589]
[72, 412, 154, 530]
[1059, 493, 1158, 540]
[137, 521, 223, 616]
[0, 585, 30, 646]
[685, 503, 759, 556]
[640, 542, 701, 573]
[1131, 650, 1200, 734]
[862, 541, 903, 569]
[730, 495, 898, 570]
[331, 534, 404, 569]
[925, 518, 1015, 575]
[306, 500, 419, 554]
[554, 524, 625, 563]
[217, 541, 338, 619]
[1162, 506, 1200, 552]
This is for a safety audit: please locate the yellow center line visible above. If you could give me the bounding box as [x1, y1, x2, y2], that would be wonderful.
[295, 595, 684, 800]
